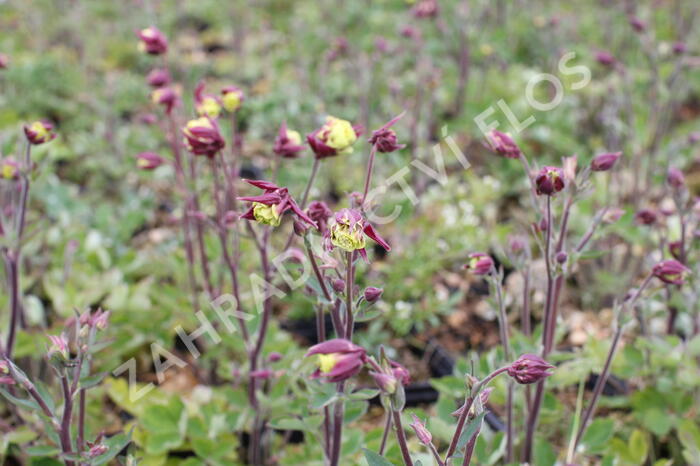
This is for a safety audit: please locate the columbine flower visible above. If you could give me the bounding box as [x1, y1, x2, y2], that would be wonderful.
[409, 414, 433, 445]
[652, 259, 691, 285]
[239, 179, 316, 228]
[535, 166, 565, 195]
[24, 121, 56, 145]
[667, 167, 685, 189]
[182, 117, 225, 157]
[327, 208, 390, 261]
[137, 26, 168, 55]
[136, 152, 165, 170]
[307, 116, 361, 159]
[1, 158, 19, 180]
[194, 81, 221, 119]
[146, 68, 170, 88]
[47, 334, 69, 360]
[486, 130, 522, 159]
[221, 85, 244, 113]
[590, 152, 621, 172]
[635, 208, 657, 226]
[273, 122, 304, 158]
[306, 201, 333, 233]
[363, 286, 383, 304]
[507, 354, 554, 385]
[463, 252, 494, 276]
[151, 87, 179, 114]
[369, 112, 406, 153]
[305, 339, 366, 383]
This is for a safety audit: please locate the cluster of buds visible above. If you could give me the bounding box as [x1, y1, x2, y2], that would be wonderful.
[486, 130, 522, 159]
[239, 179, 317, 228]
[194, 82, 222, 119]
[136, 26, 168, 55]
[535, 166, 565, 195]
[463, 252, 494, 276]
[507, 354, 555, 385]
[79, 308, 110, 331]
[368, 112, 405, 153]
[652, 259, 690, 285]
[47, 334, 70, 362]
[326, 208, 390, 261]
[305, 339, 367, 383]
[182, 117, 225, 157]
[273, 122, 304, 158]
[221, 86, 245, 113]
[24, 120, 57, 145]
[590, 152, 621, 172]
[136, 151, 165, 170]
[307, 116, 361, 159]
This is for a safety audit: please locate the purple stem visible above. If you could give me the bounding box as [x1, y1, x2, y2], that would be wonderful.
[361, 145, 378, 206]
[392, 409, 414, 466]
[59, 376, 75, 466]
[378, 412, 392, 455]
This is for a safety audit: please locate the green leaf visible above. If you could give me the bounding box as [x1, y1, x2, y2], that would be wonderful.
[26, 445, 61, 456]
[455, 411, 487, 451]
[92, 430, 133, 466]
[363, 448, 395, 466]
[348, 389, 380, 401]
[533, 438, 556, 466]
[627, 430, 648, 464]
[580, 418, 614, 452]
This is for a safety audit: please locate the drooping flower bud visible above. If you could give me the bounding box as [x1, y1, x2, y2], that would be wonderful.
[667, 167, 685, 189]
[307, 116, 360, 159]
[24, 121, 56, 145]
[555, 251, 568, 264]
[221, 85, 244, 113]
[273, 122, 304, 158]
[305, 339, 367, 383]
[409, 414, 433, 445]
[668, 241, 682, 261]
[332, 279, 345, 293]
[369, 112, 406, 153]
[136, 152, 165, 170]
[137, 26, 168, 55]
[486, 130, 522, 159]
[363, 286, 383, 304]
[370, 371, 398, 394]
[652, 259, 690, 285]
[635, 208, 657, 226]
[146, 68, 170, 88]
[535, 166, 565, 195]
[507, 354, 554, 385]
[306, 201, 333, 233]
[463, 253, 494, 276]
[268, 352, 283, 363]
[590, 152, 621, 172]
[182, 117, 225, 158]
[151, 87, 179, 114]
[390, 360, 410, 385]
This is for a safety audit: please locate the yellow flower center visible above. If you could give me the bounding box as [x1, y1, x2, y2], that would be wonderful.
[321, 117, 356, 155]
[286, 129, 302, 145]
[140, 28, 156, 39]
[330, 223, 365, 252]
[253, 202, 282, 227]
[222, 92, 242, 112]
[318, 354, 338, 373]
[2, 164, 16, 179]
[29, 122, 49, 141]
[197, 97, 221, 119]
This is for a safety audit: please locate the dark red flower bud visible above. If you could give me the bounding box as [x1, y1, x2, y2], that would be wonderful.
[463, 253, 494, 276]
[136, 152, 165, 170]
[535, 166, 565, 195]
[137, 26, 168, 55]
[635, 208, 657, 226]
[652, 259, 690, 285]
[146, 68, 170, 88]
[667, 167, 685, 189]
[595, 51, 616, 67]
[268, 352, 283, 363]
[307, 201, 333, 233]
[668, 241, 682, 261]
[628, 16, 646, 33]
[24, 120, 56, 145]
[590, 152, 621, 171]
[363, 287, 383, 304]
[507, 354, 554, 384]
[151, 87, 180, 114]
[556, 252, 568, 264]
[486, 130, 522, 159]
[672, 42, 687, 55]
[273, 122, 304, 159]
[182, 117, 225, 158]
[332, 279, 345, 294]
